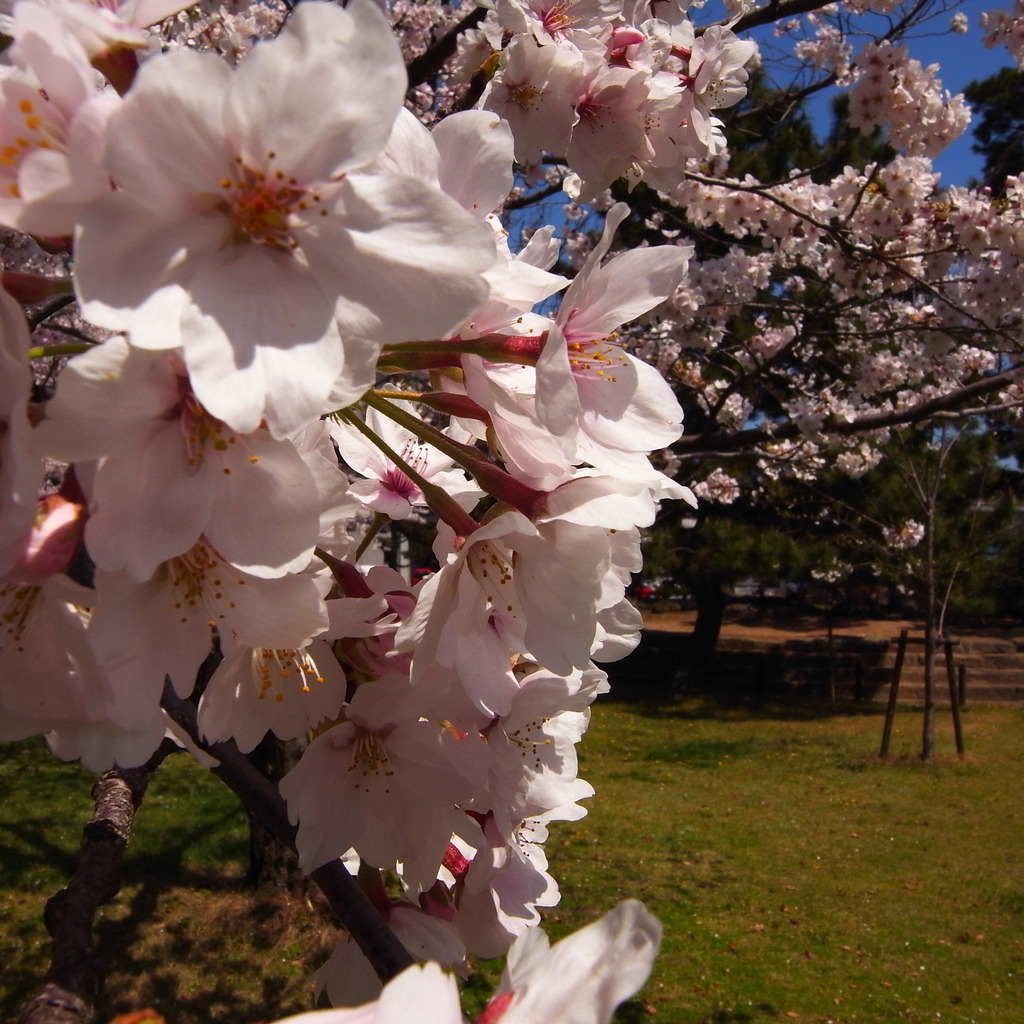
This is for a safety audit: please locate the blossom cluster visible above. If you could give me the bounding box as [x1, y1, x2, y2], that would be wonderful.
[983, 0, 1024, 66]
[463, 0, 757, 198]
[0, 0, 694, 1015]
[883, 520, 926, 550]
[848, 41, 970, 157]
[3, 0, 1024, 1017]
[665, 149, 1024, 489]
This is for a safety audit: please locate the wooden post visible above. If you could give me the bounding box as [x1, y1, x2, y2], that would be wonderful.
[922, 620, 935, 762]
[827, 622, 836, 703]
[958, 663, 967, 708]
[943, 637, 965, 758]
[880, 628, 908, 757]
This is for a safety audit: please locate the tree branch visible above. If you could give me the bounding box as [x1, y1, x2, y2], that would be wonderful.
[676, 363, 1024, 458]
[29, 295, 76, 331]
[729, 0, 841, 34]
[18, 742, 176, 1024]
[159, 685, 416, 984]
[504, 181, 564, 212]
[406, 6, 487, 89]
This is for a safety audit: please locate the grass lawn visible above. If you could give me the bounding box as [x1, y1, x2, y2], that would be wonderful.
[2, 696, 1023, 1024]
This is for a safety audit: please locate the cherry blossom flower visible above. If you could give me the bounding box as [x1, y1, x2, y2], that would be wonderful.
[481, 36, 583, 165]
[483, 899, 661, 1023]
[565, 57, 648, 200]
[280, 673, 480, 889]
[331, 406, 477, 521]
[37, 337, 323, 581]
[74, 0, 495, 438]
[87, 539, 330, 731]
[469, 664, 599, 842]
[267, 901, 660, 1024]
[674, 24, 757, 152]
[495, 0, 622, 51]
[449, 812, 560, 959]
[0, 285, 36, 575]
[197, 638, 349, 753]
[0, 2, 119, 236]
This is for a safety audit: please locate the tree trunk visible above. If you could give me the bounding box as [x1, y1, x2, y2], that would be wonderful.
[921, 502, 937, 762]
[689, 579, 729, 684]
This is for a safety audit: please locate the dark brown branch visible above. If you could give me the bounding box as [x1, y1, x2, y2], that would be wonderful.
[18, 742, 175, 1024]
[729, 0, 839, 34]
[677, 363, 1024, 458]
[406, 6, 487, 88]
[728, 0, 932, 36]
[29, 295, 76, 331]
[159, 685, 416, 983]
[504, 181, 564, 212]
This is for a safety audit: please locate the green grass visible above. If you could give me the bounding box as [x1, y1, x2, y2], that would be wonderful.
[0, 740, 334, 1022]
[3, 700, 1024, 1024]
[541, 697, 1024, 1024]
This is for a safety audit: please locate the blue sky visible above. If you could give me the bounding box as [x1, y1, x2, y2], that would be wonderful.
[914, 0, 1016, 184]
[748, 0, 1017, 185]
[509, 0, 1017, 246]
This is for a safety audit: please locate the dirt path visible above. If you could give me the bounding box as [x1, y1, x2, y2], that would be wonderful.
[642, 609, 1021, 644]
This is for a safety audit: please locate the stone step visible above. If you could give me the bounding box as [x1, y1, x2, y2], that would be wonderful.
[960, 638, 1023, 654]
[904, 652, 1023, 668]
[890, 667, 1024, 687]
[697, 632, 1024, 701]
[895, 682, 1024, 702]
[883, 638, 1020, 655]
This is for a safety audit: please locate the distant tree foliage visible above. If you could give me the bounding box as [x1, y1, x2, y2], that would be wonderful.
[965, 67, 1024, 195]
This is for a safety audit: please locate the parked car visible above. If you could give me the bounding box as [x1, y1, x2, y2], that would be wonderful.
[627, 579, 656, 602]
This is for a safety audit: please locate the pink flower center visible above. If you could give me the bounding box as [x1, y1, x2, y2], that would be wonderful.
[379, 438, 431, 503]
[575, 92, 605, 124]
[540, 2, 572, 36]
[381, 465, 420, 502]
[180, 391, 232, 466]
[219, 151, 327, 249]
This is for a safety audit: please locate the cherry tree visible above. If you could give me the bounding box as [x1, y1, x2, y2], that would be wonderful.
[2, 0, 1024, 1021]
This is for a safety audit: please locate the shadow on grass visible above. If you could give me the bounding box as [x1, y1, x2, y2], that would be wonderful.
[0, 816, 83, 888]
[611, 689, 891, 719]
[599, 684, 888, 723]
[92, 875, 321, 1023]
[703, 1007, 783, 1024]
[1, 805, 256, 1021]
[603, 630, 890, 721]
[645, 737, 758, 766]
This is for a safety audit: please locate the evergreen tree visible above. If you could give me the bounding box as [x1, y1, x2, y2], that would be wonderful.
[964, 66, 1024, 195]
